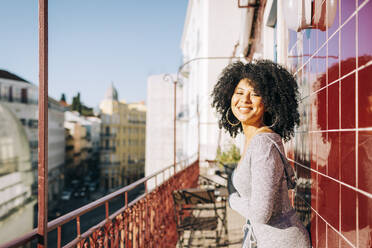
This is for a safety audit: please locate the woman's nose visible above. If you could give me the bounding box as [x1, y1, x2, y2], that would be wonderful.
[240, 93, 252, 103]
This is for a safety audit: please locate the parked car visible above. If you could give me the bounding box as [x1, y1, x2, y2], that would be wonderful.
[79, 190, 86, 198]
[88, 182, 98, 192]
[73, 190, 80, 198]
[61, 190, 72, 201]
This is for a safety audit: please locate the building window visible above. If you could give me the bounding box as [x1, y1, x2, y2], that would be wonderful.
[20, 118, 27, 125]
[8, 86, 13, 102]
[21, 88, 28, 103]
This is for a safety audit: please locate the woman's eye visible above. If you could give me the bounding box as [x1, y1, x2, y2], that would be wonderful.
[235, 92, 243, 95]
[252, 93, 260, 97]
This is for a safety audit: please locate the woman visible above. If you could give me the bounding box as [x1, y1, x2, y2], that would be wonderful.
[211, 60, 310, 248]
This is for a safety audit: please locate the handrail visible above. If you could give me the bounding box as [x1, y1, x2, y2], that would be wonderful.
[0, 154, 198, 248]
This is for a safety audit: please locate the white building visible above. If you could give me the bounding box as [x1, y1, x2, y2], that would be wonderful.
[180, 0, 247, 161]
[0, 103, 35, 245]
[86, 116, 102, 153]
[145, 74, 183, 182]
[64, 111, 101, 167]
[0, 70, 65, 206]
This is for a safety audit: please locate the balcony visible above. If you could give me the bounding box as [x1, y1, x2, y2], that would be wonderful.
[0, 155, 250, 248]
[1, 158, 202, 248]
[100, 133, 117, 138]
[99, 146, 116, 152]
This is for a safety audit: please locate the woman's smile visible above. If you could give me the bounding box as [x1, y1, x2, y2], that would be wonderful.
[237, 106, 253, 113]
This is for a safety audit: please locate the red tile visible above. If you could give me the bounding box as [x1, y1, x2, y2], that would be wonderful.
[340, 237, 354, 247]
[310, 133, 317, 170]
[358, 1, 372, 60]
[315, 89, 327, 131]
[310, 209, 317, 247]
[319, 174, 340, 230]
[327, 0, 340, 38]
[341, 0, 357, 25]
[358, 66, 372, 128]
[310, 58, 319, 92]
[340, 16, 356, 77]
[303, 30, 311, 60]
[311, 171, 318, 211]
[327, 31, 340, 84]
[319, 45, 328, 75]
[328, 82, 340, 130]
[310, 95, 318, 132]
[340, 131, 356, 186]
[341, 185, 357, 246]
[357, 192, 372, 247]
[318, 215, 328, 247]
[328, 132, 340, 180]
[309, 30, 318, 60]
[358, 131, 372, 194]
[327, 225, 341, 248]
[340, 72, 356, 129]
[315, 132, 327, 174]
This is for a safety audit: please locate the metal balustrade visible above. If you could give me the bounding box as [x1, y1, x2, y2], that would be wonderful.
[0, 156, 199, 248]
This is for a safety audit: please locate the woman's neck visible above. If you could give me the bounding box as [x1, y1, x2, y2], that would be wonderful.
[242, 124, 273, 154]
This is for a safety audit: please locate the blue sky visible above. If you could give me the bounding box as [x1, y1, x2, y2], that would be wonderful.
[0, 0, 188, 107]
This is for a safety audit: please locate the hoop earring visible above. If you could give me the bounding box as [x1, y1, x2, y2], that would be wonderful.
[268, 115, 279, 128]
[226, 107, 240, 126]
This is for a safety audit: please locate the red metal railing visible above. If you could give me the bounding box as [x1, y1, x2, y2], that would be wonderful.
[0, 158, 199, 248]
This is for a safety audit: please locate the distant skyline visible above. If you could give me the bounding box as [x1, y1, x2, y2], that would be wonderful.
[0, 0, 188, 107]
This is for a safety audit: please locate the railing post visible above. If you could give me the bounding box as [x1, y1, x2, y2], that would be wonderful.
[37, 0, 48, 247]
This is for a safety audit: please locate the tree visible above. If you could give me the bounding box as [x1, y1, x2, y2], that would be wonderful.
[71, 92, 82, 113]
[60, 93, 66, 102]
[71, 92, 93, 116]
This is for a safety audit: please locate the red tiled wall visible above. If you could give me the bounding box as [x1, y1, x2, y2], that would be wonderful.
[286, 1, 372, 247]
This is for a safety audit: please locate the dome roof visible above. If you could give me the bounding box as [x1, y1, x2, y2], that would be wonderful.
[0, 103, 31, 174]
[104, 82, 118, 101]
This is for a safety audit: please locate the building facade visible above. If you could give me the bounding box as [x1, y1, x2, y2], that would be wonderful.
[0, 70, 65, 206]
[181, 0, 372, 247]
[244, 1, 372, 247]
[180, 0, 246, 162]
[99, 84, 146, 191]
[0, 103, 35, 245]
[64, 111, 102, 182]
[145, 74, 183, 184]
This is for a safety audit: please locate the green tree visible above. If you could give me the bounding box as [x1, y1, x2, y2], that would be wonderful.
[71, 92, 82, 113]
[60, 93, 66, 102]
[71, 92, 94, 116]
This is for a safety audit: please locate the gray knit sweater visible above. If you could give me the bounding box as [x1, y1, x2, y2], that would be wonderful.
[229, 132, 310, 248]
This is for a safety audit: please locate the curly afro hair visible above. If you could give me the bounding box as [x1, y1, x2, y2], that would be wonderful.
[211, 60, 300, 142]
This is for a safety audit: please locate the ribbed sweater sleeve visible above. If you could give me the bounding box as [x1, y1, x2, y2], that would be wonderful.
[229, 138, 283, 224]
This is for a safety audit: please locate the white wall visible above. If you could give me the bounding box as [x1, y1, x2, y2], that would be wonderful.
[181, 0, 243, 162]
[145, 74, 183, 187]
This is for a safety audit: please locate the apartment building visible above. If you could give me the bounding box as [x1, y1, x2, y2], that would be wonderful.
[99, 84, 146, 191]
[0, 70, 65, 206]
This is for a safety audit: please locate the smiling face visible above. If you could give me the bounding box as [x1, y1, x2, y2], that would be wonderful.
[231, 78, 265, 127]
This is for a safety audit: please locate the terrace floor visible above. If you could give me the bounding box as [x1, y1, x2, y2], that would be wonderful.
[175, 163, 245, 247]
